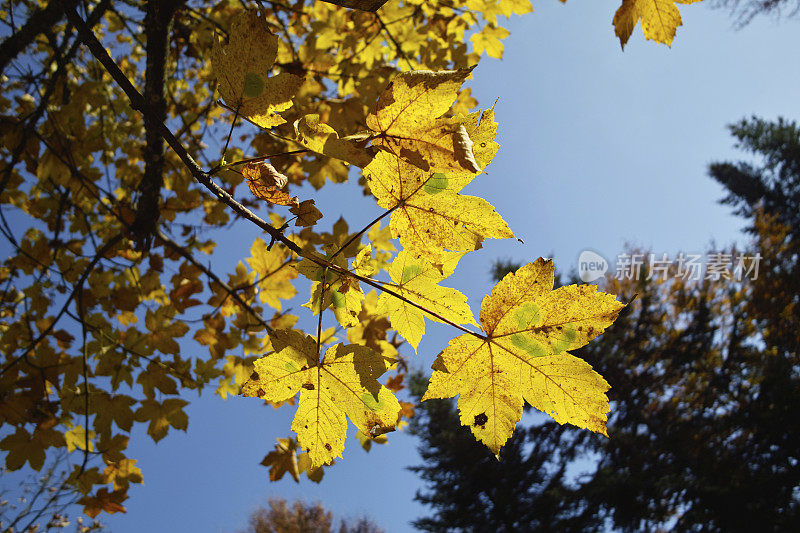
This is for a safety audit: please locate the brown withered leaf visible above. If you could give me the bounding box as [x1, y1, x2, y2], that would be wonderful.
[243, 161, 299, 207]
[289, 199, 323, 227]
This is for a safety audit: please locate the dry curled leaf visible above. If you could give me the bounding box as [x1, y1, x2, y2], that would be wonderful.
[242, 161, 288, 189]
[452, 124, 480, 173]
[244, 162, 299, 207]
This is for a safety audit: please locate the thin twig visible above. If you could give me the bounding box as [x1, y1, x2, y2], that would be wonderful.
[158, 230, 273, 333]
[0, 233, 124, 377]
[64, 6, 487, 342]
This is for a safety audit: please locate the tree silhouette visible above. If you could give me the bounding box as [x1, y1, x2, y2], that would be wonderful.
[410, 117, 800, 531]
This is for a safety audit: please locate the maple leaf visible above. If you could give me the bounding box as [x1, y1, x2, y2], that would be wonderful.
[290, 200, 323, 227]
[64, 425, 95, 452]
[0, 427, 64, 471]
[243, 161, 299, 207]
[294, 115, 375, 168]
[613, 0, 702, 49]
[298, 247, 370, 328]
[471, 25, 511, 59]
[261, 437, 302, 482]
[367, 68, 491, 173]
[102, 458, 144, 490]
[211, 10, 304, 128]
[79, 488, 128, 519]
[377, 250, 477, 351]
[364, 151, 513, 262]
[242, 330, 401, 467]
[133, 398, 189, 443]
[247, 238, 298, 311]
[423, 258, 624, 455]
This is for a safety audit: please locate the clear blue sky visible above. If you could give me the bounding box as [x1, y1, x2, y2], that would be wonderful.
[93, 2, 800, 531]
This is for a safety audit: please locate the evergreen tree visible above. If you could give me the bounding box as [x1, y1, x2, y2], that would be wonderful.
[410, 117, 800, 531]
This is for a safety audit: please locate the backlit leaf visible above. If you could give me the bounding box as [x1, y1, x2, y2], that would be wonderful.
[211, 10, 304, 128]
[242, 331, 400, 466]
[423, 259, 624, 455]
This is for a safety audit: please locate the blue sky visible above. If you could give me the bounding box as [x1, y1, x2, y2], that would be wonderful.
[75, 1, 800, 531]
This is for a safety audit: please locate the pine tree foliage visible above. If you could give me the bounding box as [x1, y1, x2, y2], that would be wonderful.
[409, 118, 800, 532]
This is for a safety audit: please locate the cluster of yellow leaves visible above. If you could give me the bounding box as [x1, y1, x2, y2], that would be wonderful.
[0, 0, 697, 520]
[233, 33, 625, 460]
[242, 330, 400, 467]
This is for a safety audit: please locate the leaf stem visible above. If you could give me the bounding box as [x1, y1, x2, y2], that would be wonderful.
[329, 204, 397, 261]
[219, 104, 241, 165]
[210, 150, 309, 176]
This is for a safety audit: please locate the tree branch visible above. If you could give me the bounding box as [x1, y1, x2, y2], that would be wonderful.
[0, 0, 80, 75]
[157, 230, 273, 333]
[1, 233, 124, 376]
[63, 4, 487, 342]
[131, 0, 183, 251]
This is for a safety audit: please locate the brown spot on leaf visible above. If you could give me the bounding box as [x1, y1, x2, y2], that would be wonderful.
[250, 371, 260, 381]
[474, 412, 488, 427]
[302, 383, 315, 390]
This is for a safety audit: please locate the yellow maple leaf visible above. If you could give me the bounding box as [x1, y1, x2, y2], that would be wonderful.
[290, 199, 323, 227]
[613, 0, 702, 49]
[102, 458, 143, 490]
[366, 68, 493, 173]
[377, 250, 476, 351]
[242, 330, 401, 466]
[364, 151, 513, 263]
[471, 24, 511, 59]
[298, 249, 366, 328]
[294, 114, 375, 168]
[423, 258, 624, 455]
[247, 238, 297, 311]
[211, 10, 304, 128]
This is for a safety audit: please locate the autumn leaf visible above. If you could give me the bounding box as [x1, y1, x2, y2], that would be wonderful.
[298, 248, 368, 328]
[471, 25, 511, 59]
[247, 238, 297, 310]
[102, 458, 144, 491]
[260, 437, 322, 483]
[290, 199, 323, 227]
[377, 250, 476, 351]
[367, 68, 492, 173]
[0, 427, 64, 471]
[211, 10, 304, 128]
[423, 258, 624, 455]
[79, 488, 128, 519]
[64, 425, 95, 452]
[133, 398, 189, 443]
[241, 330, 401, 466]
[364, 151, 513, 262]
[244, 161, 299, 207]
[294, 115, 374, 168]
[613, 0, 703, 49]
